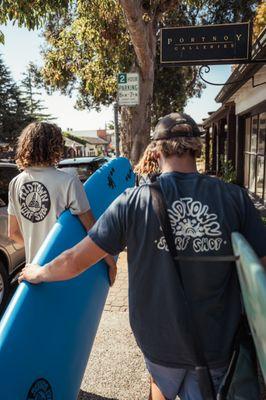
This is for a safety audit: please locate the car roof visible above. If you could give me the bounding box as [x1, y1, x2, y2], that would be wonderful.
[0, 162, 18, 168]
[58, 156, 109, 166]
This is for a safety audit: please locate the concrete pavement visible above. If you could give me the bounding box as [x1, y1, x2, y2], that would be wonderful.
[78, 252, 150, 400]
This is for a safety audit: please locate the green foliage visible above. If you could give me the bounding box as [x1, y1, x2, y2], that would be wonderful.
[253, 2, 266, 39]
[63, 132, 87, 145]
[37, 1, 204, 122]
[185, 0, 259, 24]
[41, 1, 133, 110]
[219, 157, 237, 183]
[261, 216, 266, 225]
[0, 55, 33, 142]
[0, 0, 69, 41]
[20, 62, 53, 121]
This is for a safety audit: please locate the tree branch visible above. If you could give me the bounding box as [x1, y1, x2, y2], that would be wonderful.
[155, 0, 180, 17]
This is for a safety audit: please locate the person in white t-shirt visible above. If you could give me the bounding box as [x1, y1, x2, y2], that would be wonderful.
[8, 122, 116, 283]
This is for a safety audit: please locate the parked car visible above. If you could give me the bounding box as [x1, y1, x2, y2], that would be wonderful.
[57, 156, 110, 182]
[0, 163, 25, 313]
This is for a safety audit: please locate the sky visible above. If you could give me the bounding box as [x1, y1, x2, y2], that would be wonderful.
[0, 23, 232, 130]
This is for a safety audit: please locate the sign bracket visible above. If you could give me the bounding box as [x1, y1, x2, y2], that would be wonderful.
[199, 62, 266, 87]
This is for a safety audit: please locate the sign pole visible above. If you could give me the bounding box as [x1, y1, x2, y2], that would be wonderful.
[114, 101, 120, 157]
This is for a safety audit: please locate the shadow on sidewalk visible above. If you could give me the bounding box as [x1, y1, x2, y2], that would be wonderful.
[78, 390, 118, 400]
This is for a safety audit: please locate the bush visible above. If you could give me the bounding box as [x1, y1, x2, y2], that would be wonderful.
[219, 157, 237, 184]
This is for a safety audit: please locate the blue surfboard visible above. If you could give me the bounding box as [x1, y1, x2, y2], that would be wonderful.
[0, 157, 134, 400]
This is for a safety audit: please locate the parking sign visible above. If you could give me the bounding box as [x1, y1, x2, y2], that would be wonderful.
[117, 73, 139, 106]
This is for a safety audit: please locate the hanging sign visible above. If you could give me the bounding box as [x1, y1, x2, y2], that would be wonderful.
[117, 73, 140, 106]
[160, 22, 251, 66]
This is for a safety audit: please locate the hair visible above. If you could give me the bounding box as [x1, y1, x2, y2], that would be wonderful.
[134, 142, 159, 175]
[16, 122, 64, 169]
[134, 137, 202, 175]
[153, 136, 202, 159]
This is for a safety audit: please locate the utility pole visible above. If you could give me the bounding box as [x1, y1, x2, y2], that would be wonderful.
[114, 101, 120, 157]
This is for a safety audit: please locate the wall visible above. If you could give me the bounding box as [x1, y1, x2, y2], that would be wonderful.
[234, 66, 266, 115]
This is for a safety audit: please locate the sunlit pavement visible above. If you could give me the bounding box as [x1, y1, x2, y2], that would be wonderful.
[78, 252, 150, 400]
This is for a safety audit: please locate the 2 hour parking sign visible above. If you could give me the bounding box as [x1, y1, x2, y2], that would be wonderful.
[117, 73, 139, 106]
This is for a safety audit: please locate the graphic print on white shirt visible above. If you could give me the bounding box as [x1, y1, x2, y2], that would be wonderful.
[156, 197, 224, 253]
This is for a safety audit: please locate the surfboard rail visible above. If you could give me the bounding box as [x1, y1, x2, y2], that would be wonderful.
[231, 232, 266, 383]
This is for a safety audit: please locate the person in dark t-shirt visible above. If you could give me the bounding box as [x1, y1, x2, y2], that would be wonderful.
[20, 113, 266, 400]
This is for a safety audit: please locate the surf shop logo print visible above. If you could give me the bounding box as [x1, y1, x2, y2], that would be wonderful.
[157, 198, 223, 253]
[19, 181, 51, 223]
[27, 378, 53, 400]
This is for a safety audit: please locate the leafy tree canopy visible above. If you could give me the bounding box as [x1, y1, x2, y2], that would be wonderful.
[0, 0, 69, 34]
[253, 1, 266, 38]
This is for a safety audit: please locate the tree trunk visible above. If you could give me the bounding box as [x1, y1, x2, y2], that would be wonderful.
[120, 63, 154, 164]
[119, 0, 157, 164]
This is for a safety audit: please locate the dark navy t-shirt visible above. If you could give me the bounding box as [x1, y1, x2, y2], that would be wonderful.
[89, 172, 266, 368]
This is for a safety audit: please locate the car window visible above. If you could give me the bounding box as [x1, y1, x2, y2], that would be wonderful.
[58, 159, 108, 182]
[0, 167, 19, 206]
[76, 163, 98, 182]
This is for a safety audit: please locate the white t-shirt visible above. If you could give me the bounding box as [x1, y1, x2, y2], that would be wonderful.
[8, 166, 90, 263]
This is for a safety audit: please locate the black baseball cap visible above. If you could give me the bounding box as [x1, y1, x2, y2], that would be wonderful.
[152, 112, 202, 140]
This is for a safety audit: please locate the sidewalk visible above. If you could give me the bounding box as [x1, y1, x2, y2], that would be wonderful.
[78, 252, 149, 400]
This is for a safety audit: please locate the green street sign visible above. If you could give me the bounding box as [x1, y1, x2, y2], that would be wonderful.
[118, 73, 127, 84]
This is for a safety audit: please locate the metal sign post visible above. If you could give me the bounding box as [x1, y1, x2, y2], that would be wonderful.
[114, 102, 120, 157]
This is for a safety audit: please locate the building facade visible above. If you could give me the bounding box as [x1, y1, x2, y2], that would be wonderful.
[203, 28, 266, 206]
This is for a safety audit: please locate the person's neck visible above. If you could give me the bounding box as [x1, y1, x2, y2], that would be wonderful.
[160, 155, 198, 174]
[30, 164, 52, 168]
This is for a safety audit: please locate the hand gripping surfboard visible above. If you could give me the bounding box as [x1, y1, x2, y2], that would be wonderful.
[0, 157, 135, 400]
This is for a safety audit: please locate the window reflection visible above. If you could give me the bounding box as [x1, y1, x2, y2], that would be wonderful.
[251, 116, 258, 153]
[244, 155, 249, 188]
[244, 112, 266, 201]
[256, 156, 264, 198]
[245, 118, 250, 152]
[249, 155, 256, 193]
[258, 112, 266, 154]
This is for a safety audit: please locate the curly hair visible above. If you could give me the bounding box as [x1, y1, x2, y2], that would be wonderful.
[16, 122, 64, 170]
[134, 142, 159, 175]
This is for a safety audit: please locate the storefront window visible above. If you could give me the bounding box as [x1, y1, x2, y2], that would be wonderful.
[251, 116, 258, 153]
[249, 155, 256, 193]
[264, 167, 266, 203]
[256, 156, 264, 198]
[258, 112, 266, 154]
[244, 112, 266, 202]
[245, 118, 251, 151]
[244, 155, 250, 188]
